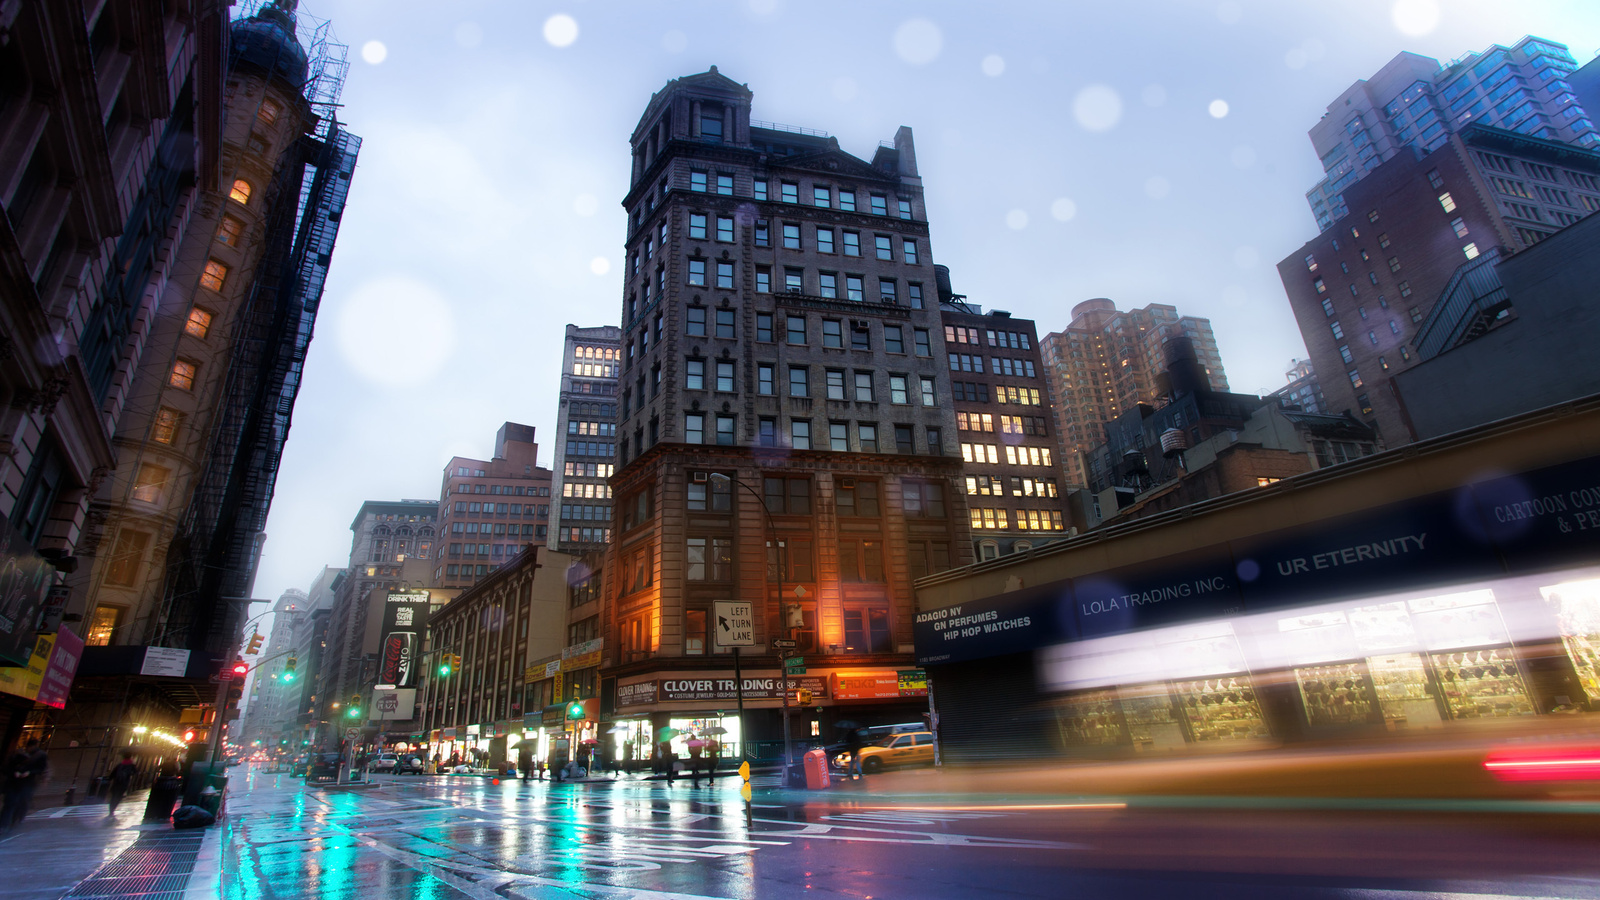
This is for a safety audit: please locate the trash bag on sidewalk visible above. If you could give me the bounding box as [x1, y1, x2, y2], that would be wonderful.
[171, 805, 215, 829]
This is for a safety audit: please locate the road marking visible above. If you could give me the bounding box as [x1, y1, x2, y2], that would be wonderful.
[858, 802, 1127, 812]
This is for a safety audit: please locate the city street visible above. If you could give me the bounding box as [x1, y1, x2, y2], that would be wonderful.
[216, 765, 1600, 899]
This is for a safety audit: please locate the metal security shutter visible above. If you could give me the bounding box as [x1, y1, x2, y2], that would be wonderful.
[930, 652, 1056, 764]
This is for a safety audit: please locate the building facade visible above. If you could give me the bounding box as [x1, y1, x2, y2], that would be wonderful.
[1040, 298, 1229, 486]
[239, 588, 306, 748]
[550, 325, 620, 553]
[1305, 37, 1596, 230]
[600, 68, 969, 762]
[938, 297, 1068, 560]
[1278, 123, 1600, 444]
[1270, 358, 1326, 414]
[434, 422, 553, 591]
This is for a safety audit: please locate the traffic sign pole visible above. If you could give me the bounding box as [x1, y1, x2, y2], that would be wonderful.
[732, 644, 745, 765]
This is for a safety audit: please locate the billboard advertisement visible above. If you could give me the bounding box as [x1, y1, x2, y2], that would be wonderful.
[376, 590, 430, 689]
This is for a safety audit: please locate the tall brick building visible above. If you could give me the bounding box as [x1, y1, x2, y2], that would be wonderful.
[435, 423, 553, 590]
[550, 325, 620, 553]
[599, 68, 969, 762]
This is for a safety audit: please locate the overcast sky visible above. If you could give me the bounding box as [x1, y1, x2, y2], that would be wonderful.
[245, 0, 1600, 622]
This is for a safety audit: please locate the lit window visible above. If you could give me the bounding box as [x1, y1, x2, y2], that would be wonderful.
[229, 179, 252, 204]
[216, 215, 245, 247]
[169, 360, 198, 391]
[85, 605, 122, 645]
[199, 260, 228, 291]
[185, 307, 213, 339]
[1438, 192, 1457, 213]
[131, 463, 170, 504]
[1463, 242, 1480, 259]
[152, 408, 181, 444]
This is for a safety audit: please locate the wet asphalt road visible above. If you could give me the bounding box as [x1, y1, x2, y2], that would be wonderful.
[221, 765, 1600, 899]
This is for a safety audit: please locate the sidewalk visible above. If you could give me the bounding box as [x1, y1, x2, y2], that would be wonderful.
[0, 790, 220, 900]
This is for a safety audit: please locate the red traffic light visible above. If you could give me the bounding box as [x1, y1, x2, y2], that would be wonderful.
[230, 661, 249, 678]
[183, 729, 197, 742]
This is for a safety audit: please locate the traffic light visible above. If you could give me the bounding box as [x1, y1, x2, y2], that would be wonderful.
[796, 688, 814, 706]
[183, 729, 197, 743]
[283, 654, 297, 682]
[566, 700, 586, 721]
[438, 653, 453, 677]
[230, 660, 249, 679]
[245, 632, 263, 655]
[346, 694, 362, 719]
[225, 680, 244, 708]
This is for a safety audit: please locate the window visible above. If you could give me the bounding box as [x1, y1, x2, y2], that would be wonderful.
[1367, 209, 1379, 223]
[1438, 192, 1457, 212]
[791, 420, 811, 449]
[1348, 368, 1363, 389]
[836, 480, 880, 517]
[1379, 355, 1389, 370]
[839, 190, 856, 211]
[716, 173, 733, 195]
[824, 421, 847, 451]
[1369, 330, 1379, 346]
[1450, 217, 1469, 237]
[1379, 233, 1391, 248]
[1358, 305, 1368, 319]
[185, 307, 213, 339]
[685, 609, 706, 655]
[789, 366, 809, 397]
[688, 359, 706, 390]
[687, 306, 706, 335]
[898, 199, 912, 219]
[787, 316, 806, 344]
[857, 424, 878, 452]
[813, 185, 830, 207]
[716, 414, 735, 445]
[216, 215, 244, 247]
[691, 170, 708, 191]
[785, 268, 804, 292]
[152, 408, 181, 444]
[1463, 242, 1480, 259]
[871, 194, 888, 215]
[878, 279, 897, 303]
[1409, 306, 1423, 323]
[686, 537, 732, 581]
[890, 375, 909, 404]
[846, 275, 864, 301]
[755, 220, 769, 246]
[758, 364, 774, 395]
[688, 258, 706, 286]
[759, 417, 777, 447]
[169, 360, 198, 390]
[875, 235, 893, 260]
[763, 476, 811, 514]
[199, 260, 228, 291]
[854, 371, 874, 402]
[756, 268, 771, 293]
[104, 528, 151, 588]
[1358, 393, 1374, 415]
[1390, 320, 1402, 335]
[851, 323, 870, 350]
[781, 182, 799, 203]
[1330, 321, 1344, 340]
[85, 605, 122, 645]
[902, 239, 918, 264]
[817, 228, 834, 253]
[689, 214, 707, 239]
[920, 376, 935, 406]
[757, 313, 774, 341]
[1349, 283, 1359, 296]
[926, 427, 944, 454]
[131, 463, 169, 504]
[1321, 298, 1336, 316]
[823, 319, 843, 348]
[754, 180, 768, 201]
[843, 231, 860, 256]
[909, 283, 924, 309]
[716, 360, 734, 391]
[229, 179, 251, 204]
[818, 272, 838, 298]
[1369, 272, 1379, 285]
[1339, 345, 1354, 364]
[685, 413, 705, 444]
[885, 325, 905, 354]
[914, 328, 931, 357]
[1314, 277, 1326, 293]
[783, 223, 801, 249]
[1399, 281, 1413, 298]
[716, 307, 735, 337]
[1428, 169, 1444, 189]
[825, 369, 845, 400]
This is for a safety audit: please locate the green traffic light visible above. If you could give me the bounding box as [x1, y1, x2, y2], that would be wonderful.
[438, 663, 451, 676]
[346, 707, 361, 718]
[567, 702, 585, 720]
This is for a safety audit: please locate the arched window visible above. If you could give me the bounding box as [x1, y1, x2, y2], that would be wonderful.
[978, 540, 1000, 561]
[1013, 541, 1032, 554]
[229, 179, 252, 204]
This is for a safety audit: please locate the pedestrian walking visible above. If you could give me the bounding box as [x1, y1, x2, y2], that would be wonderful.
[845, 728, 866, 780]
[106, 751, 138, 817]
[687, 740, 704, 787]
[518, 743, 533, 782]
[1, 739, 46, 831]
[659, 740, 676, 784]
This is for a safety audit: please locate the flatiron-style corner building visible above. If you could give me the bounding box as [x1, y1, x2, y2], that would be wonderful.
[599, 68, 969, 763]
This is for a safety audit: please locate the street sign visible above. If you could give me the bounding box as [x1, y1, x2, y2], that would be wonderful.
[772, 639, 798, 649]
[713, 600, 755, 648]
[786, 668, 807, 676]
[783, 656, 805, 669]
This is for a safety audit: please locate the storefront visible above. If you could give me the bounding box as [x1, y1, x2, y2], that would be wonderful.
[915, 449, 1600, 763]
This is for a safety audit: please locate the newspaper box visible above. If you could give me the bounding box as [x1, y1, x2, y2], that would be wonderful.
[803, 748, 830, 790]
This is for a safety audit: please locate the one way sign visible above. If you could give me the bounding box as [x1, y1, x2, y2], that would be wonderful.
[713, 600, 755, 648]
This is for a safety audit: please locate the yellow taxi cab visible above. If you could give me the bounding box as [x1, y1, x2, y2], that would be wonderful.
[855, 730, 935, 773]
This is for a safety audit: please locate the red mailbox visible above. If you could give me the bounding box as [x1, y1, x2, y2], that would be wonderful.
[803, 748, 831, 790]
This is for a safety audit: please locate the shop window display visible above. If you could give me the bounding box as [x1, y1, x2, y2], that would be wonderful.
[1054, 689, 1125, 748]
[1119, 685, 1187, 753]
[1367, 652, 1443, 728]
[1172, 676, 1270, 743]
[1430, 647, 1534, 719]
[1293, 662, 1378, 727]
[1542, 578, 1600, 706]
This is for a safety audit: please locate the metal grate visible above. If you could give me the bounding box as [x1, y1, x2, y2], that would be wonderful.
[66, 833, 204, 899]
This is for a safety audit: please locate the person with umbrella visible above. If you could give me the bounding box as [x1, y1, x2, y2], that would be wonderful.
[686, 735, 707, 787]
[656, 726, 679, 784]
[840, 721, 867, 780]
[701, 726, 727, 773]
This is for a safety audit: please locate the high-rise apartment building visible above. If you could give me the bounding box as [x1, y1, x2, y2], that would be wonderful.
[1305, 37, 1595, 231]
[1279, 123, 1600, 443]
[938, 290, 1068, 559]
[550, 325, 621, 553]
[599, 68, 969, 761]
[435, 423, 553, 590]
[1040, 299, 1228, 486]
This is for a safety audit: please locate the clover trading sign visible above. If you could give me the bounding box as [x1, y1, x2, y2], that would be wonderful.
[712, 600, 755, 648]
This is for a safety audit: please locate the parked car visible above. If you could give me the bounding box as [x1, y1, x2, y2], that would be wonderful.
[306, 753, 343, 784]
[396, 756, 427, 775]
[369, 752, 399, 772]
[854, 731, 936, 774]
